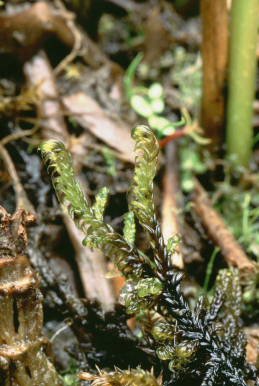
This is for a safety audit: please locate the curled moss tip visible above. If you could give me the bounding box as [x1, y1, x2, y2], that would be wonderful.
[40, 139, 144, 279]
[130, 125, 159, 227]
[132, 125, 159, 160]
[39, 139, 65, 154]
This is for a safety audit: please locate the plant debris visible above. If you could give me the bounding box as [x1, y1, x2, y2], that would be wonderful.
[0, 1, 259, 384]
[0, 207, 62, 385]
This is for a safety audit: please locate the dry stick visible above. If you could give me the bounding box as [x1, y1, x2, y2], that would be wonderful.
[0, 144, 35, 213]
[201, 0, 229, 148]
[0, 126, 40, 212]
[192, 179, 255, 272]
[0, 126, 40, 146]
[161, 142, 184, 269]
[24, 51, 116, 311]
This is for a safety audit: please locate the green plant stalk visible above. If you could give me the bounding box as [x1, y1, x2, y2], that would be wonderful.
[203, 247, 220, 293]
[226, 0, 259, 166]
[124, 53, 143, 99]
[241, 193, 250, 238]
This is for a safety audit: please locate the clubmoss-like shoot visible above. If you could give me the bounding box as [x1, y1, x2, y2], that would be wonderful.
[123, 211, 136, 246]
[136, 278, 163, 298]
[151, 321, 175, 341]
[40, 127, 258, 386]
[79, 367, 161, 386]
[40, 140, 144, 279]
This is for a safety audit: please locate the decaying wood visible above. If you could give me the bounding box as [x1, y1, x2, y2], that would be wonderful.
[24, 51, 116, 311]
[192, 180, 255, 272]
[161, 142, 184, 269]
[201, 0, 229, 148]
[0, 1, 121, 73]
[0, 207, 62, 386]
[0, 2, 73, 62]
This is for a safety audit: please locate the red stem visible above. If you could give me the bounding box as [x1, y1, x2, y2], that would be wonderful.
[159, 129, 187, 148]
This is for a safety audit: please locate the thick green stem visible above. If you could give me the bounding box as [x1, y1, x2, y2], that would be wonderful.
[226, 0, 259, 166]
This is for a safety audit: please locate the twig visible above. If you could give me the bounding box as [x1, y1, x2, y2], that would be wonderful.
[0, 126, 40, 146]
[0, 144, 35, 213]
[192, 179, 255, 272]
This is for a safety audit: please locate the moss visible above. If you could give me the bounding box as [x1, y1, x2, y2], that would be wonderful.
[40, 127, 257, 385]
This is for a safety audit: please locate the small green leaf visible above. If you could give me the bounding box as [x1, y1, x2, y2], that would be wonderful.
[156, 344, 175, 360]
[130, 95, 153, 117]
[167, 234, 181, 256]
[123, 212, 136, 246]
[136, 278, 163, 297]
[102, 147, 117, 176]
[148, 83, 164, 99]
[181, 172, 195, 192]
[63, 374, 78, 386]
[152, 321, 174, 341]
[93, 187, 109, 220]
[150, 99, 165, 114]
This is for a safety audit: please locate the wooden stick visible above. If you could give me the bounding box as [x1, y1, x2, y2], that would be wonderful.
[0, 144, 35, 213]
[192, 179, 255, 272]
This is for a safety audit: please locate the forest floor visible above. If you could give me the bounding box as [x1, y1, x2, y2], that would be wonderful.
[0, 1, 259, 385]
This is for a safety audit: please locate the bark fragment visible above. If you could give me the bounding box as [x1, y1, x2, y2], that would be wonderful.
[201, 0, 229, 148]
